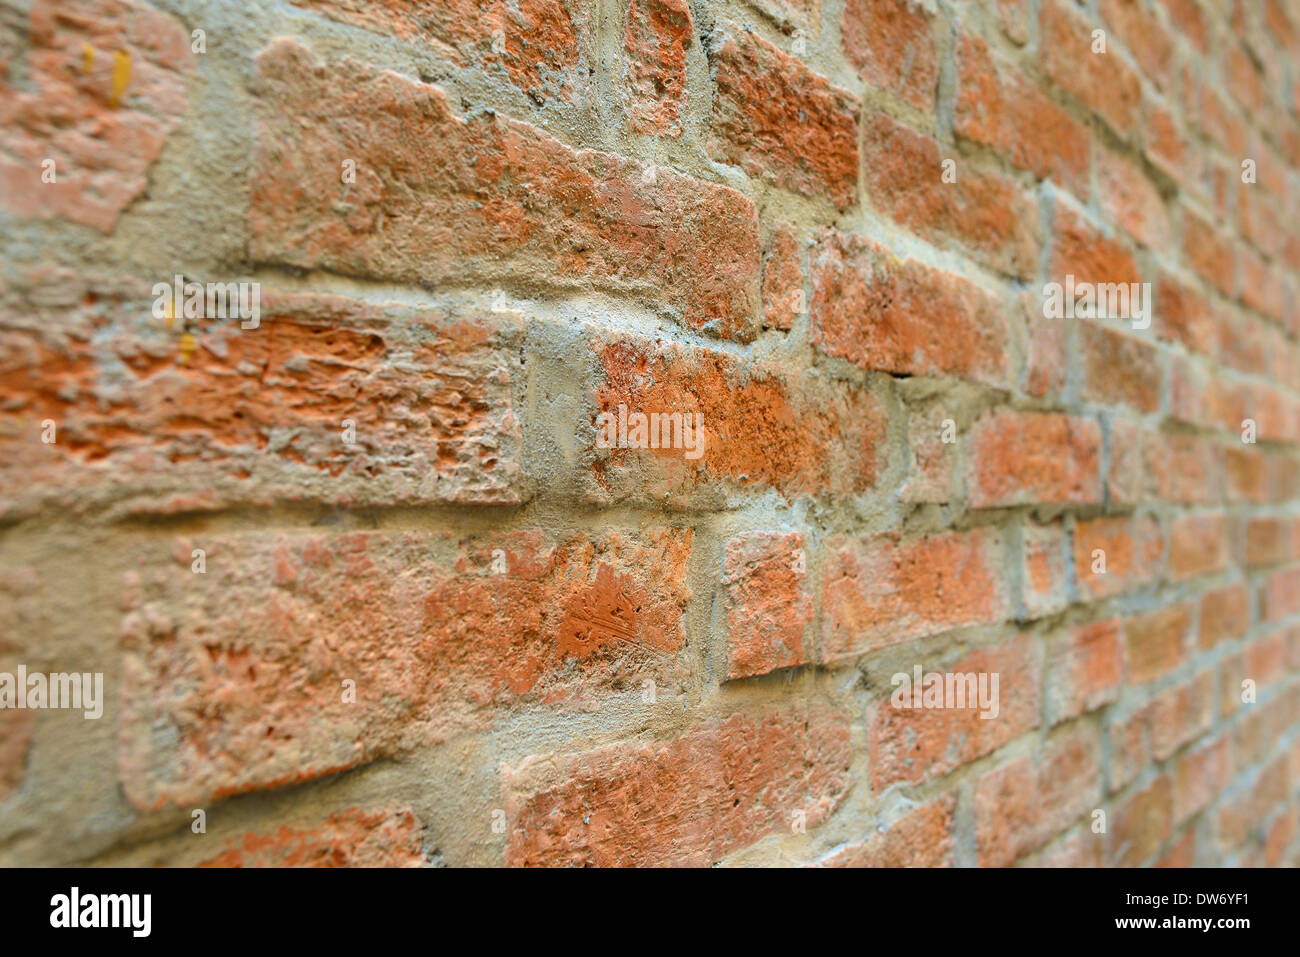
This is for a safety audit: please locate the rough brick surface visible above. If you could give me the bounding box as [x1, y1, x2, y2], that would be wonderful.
[3, 0, 1299, 871]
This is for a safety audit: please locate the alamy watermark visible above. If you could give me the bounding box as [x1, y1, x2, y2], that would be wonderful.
[1042, 274, 1151, 330]
[595, 404, 706, 460]
[152, 275, 261, 329]
[0, 665, 103, 719]
[890, 666, 1000, 719]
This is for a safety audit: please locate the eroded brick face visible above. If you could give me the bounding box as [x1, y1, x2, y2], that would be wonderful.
[502, 708, 850, 866]
[4, 0, 1299, 871]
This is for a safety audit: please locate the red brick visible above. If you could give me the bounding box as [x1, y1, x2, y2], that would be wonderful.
[1050, 201, 1141, 287]
[1200, 582, 1250, 648]
[1169, 355, 1217, 430]
[1109, 711, 1148, 791]
[590, 335, 883, 502]
[1040, 0, 1142, 135]
[1124, 602, 1191, 684]
[954, 32, 1090, 197]
[1098, 0, 1177, 91]
[1157, 827, 1197, 867]
[822, 528, 1010, 660]
[199, 808, 424, 867]
[1169, 512, 1230, 581]
[119, 528, 693, 809]
[707, 23, 860, 209]
[1107, 775, 1173, 866]
[1262, 566, 1300, 622]
[975, 725, 1101, 866]
[1183, 212, 1237, 299]
[1247, 517, 1296, 566]
[841, 0, 937, 110]
[868, 635, 1042, 789]
[0, 283, 524, 518]
[1243, 631, 1291, 690]
[1159, 0, 1207, 51]
[250, 39, 761, 341]
[861, 112, 1039, 279]
[1097, 149, 1171, 248]
[1025, 294, 1069, 401]
[901, 407, 957, 505]
[1046, 619, 1124, 725]
[1173, 735, 1231, 824]
[1155, 274, 1217, 356]
[0, 0, 195, 232]
[969, 411, 1103, 508]
[623, 0, 693, 136]
[1111, 428, 1224, 507]
[502, 707, 851, 866]
[1073, 515, 1163, 601]
[809, 229, 1011, 386]
[1224, 446, 1270, 505]
[722, 532, 813, 680]
[1079, 321, 1163, 413]
[1146, 670, 1214, 760]
[291, 0, 585, 102]
[814, 796, 955, 868]
[1021, 520, 1069, 618]
[762, 223, 803, 330]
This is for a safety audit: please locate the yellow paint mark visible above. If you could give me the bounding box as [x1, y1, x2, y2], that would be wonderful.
[110, 49, 131, 107]
[177, 331, 196, 365]
[82, 43, 95, 74]
[163, 299, 176, 330]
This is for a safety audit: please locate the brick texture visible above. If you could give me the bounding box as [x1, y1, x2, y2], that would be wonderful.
[3, 0, 1299, 870]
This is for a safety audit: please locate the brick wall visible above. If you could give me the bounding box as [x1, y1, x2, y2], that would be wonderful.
[1, 0, 1298, 867]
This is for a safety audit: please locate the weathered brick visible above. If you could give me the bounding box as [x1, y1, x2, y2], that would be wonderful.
[762, 223, 803, 330]
[1097, 148, 1171, 249]
[1079, 321, 1163, 413]
[823, 528, 1010, 660]
[1169, 512, 1230, 581]
[868, 635, 1042, 789]
[1200, 582, 1250, 648]
[810, 229, 1012, 386]
[1173, 735, 1231, 825]
[969, 411, 1102, 508]
[861, 112, 1039, 278]
[502, 707, 851, 866]
[199, 807, 424, 867]
[1021, 520, 1069, 618]
[1246, 517, 1296, 566]
[1155, 274, 1218, 356]
[250, 39, 761, 341]
[707, 23, 860, 209]
[0, 0, 195, 231]
[589, 334, 883, 502]
[722, 532, 813, 680]
[975, 724, 1101, 866]
[1262, 565, 1300, 622]
[1040, 0, 1142, 135]
[1124, 602, 1191, 684]
[841, 0, 937, 110]
[0, 282, 524, 518]
[1183, 212, 1237, 298]
[623, 0, 692, 136]
[119, 528, 693, 809]
[1107, 775, 1173, 866]
[1074, 515, 1163, 601]
[814, 797, 955, 867]
[1145, 670, 1214, 760]
[1046, 619, 1124, 725]
[954, 32, 1090, 197]
[290, 0, 585, 102]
